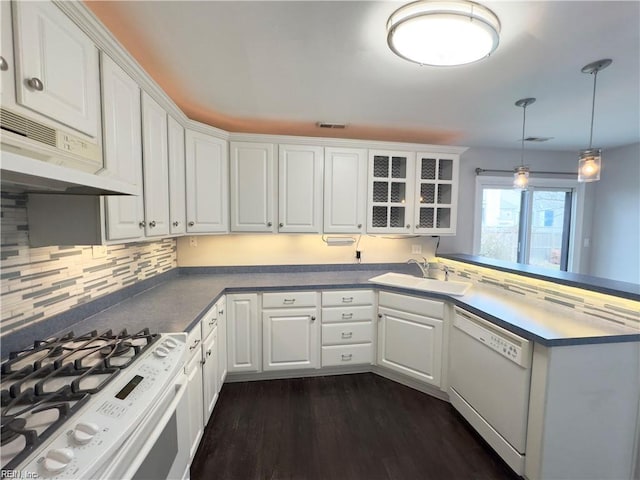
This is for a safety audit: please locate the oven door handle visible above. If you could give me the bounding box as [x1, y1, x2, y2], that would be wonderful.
[97, 375, 188, 479]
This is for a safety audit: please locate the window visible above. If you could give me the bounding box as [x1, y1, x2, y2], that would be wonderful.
[474, 176, 583, 272]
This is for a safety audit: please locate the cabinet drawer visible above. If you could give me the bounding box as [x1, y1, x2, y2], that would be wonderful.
[322, 305, 374, 324]
[262, 291, 317, 308]
[378, 291, 444, 319]
[322, 290, 374, 307]
[187, 323, 203, 360]
[200, 304, 218, 340]
[322, 344, 373, 367]
[322, 322, 373, 346]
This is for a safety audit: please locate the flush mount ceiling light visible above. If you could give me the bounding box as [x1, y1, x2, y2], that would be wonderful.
[513, 97, 536, 190]
[386, 0, 501, 66]
[578, 59, 612, 183]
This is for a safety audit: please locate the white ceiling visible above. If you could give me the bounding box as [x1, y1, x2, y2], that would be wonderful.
[95, 1, 640, 151]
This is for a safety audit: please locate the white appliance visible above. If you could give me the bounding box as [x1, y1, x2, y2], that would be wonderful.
[449, 307, 533, 475]
[1, 329, 190, 480]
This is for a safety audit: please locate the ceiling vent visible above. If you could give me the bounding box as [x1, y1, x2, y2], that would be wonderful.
[316, 122, 346, 129]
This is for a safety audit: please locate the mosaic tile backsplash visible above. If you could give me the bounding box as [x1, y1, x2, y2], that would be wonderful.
[439, 258, 640, 331]
[1, 192, 177, 336]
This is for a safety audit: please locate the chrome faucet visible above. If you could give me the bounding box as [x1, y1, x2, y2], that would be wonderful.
[443, 265, 450, 281]
[407, 257, 429, 278]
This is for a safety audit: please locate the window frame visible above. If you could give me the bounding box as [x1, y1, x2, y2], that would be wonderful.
[473, 175, 587, 273]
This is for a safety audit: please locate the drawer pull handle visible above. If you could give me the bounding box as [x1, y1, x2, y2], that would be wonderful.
[341, 313, 353, 320]
[283, 298, 296, 304]
[189, 339, 201, 351]
[341, 332, 353, 339]
[342, 297, 354, 303]
[341, 354, 353, 361]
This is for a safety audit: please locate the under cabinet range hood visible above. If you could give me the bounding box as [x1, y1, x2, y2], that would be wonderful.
[0, 148, 138, 195]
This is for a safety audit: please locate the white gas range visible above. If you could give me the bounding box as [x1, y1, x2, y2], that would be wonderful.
[1, 328, 189, 480]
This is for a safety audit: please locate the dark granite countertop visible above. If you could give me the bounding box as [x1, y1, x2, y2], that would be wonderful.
[2, 264, 638, 358]
[48, 266, 639, 349]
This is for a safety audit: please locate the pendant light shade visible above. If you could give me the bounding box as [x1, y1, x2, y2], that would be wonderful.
[578, 59, 611, 183]
[513, 98, 536, 190]
[386, 0, 501, 66]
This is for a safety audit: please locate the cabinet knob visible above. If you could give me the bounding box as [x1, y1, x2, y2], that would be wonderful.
[149, 220, 157, 228]
[207, 349, 212, 357]
[279, 223, 284, 228]
[138, 221, 146, 228]
[219, 309, 224, 315]
[0, 56, 7, 71]
[173, 221, 179, 227]
[267, 222, 272, 227]
[27, 77, 44, 91]
[188, 221, 195, 227]
[357, 224, 362, 229]
[406, 224, 411, 229]
[311, 316, 316, 322]
[378, 313, 383, 319]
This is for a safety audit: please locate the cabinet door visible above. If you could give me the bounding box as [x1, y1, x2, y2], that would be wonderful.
[229, 142, 276, 232]
[1, 1, 14, 104]
[378, 307, 443, 387]
[141, 92, 170, 236]
[217, 298, 227, 389]
[168, 116, 186, 235]
[367, 150, 415, 234]
[202, 327, 219, 424]
[227, 294, 260, 373]
[278, 144, 324, 233]
[324, 147, 367, 234]
[414, 153, 459, 235]
[100, 54, 145, 241]
[12, 1, 99, 138]
[262, 307, 319, 371]
[186, 350, 204, 460]
[185, 130, 229, 233]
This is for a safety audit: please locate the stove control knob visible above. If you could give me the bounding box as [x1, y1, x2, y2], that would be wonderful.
[164, 338, 178, 349]
[73, 421, 100, 444]
[43, 448, 74, 473]
[154, 346, 169, 358]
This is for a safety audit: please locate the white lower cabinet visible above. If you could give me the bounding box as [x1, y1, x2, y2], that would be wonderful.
[377, 291, 444, 387]
[227, 293, 261, 373]
[262, 291, 320, 371]
[321, 290, 375, 367]
[185, 327, 203, 461]
[216, 297, 227, 389]
[201, 325, 219, 422]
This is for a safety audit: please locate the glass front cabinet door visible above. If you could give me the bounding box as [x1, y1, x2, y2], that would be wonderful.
[367, 150, 459, 235]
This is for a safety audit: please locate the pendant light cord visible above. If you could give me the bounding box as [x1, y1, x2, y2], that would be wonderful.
[588, 71, 598, 149]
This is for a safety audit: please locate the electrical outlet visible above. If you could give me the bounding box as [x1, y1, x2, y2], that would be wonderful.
[92, 245, 107, 259]
[189, 236, 198, 247]
[411, 244, 422, 254]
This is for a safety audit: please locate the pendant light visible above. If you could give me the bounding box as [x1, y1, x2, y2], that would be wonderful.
[386, 0, 501, 66]
[578, 59, 611, 182]
[513, 98, 536, 190]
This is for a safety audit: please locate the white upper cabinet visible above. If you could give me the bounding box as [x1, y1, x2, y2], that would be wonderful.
[229, 142, 277, 232]
[11, 1, 100, 138]
[168, 116, 186, 235]
[324, 147, 367, 234]
[185, 129, 229, 234]
[413, 153, 459, 235]
[278, 144, 324, 233]
[141, 92, 170, 237]
[367, 150, 415, 234]
[100, 53, 144, 241]
[367, 150, 460, 235]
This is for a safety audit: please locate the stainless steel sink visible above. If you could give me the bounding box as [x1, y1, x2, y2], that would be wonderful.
[368, 272, 472, 296]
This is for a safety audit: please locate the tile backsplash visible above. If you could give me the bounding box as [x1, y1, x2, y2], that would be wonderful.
[439, 258, 640, 331]
[1, 192, 177, 336]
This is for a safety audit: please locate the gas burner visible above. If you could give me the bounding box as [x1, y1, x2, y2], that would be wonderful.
[100, 341, 132, 357]
[1, 417, 26, 445]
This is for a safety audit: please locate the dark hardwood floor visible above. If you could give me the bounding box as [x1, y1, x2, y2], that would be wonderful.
[190, 373, 521, 480]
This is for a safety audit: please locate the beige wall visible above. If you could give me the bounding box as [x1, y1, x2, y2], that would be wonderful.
[177, 234, 439, 266]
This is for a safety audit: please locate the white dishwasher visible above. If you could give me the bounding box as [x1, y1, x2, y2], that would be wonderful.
[449, 307, 533, 475]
